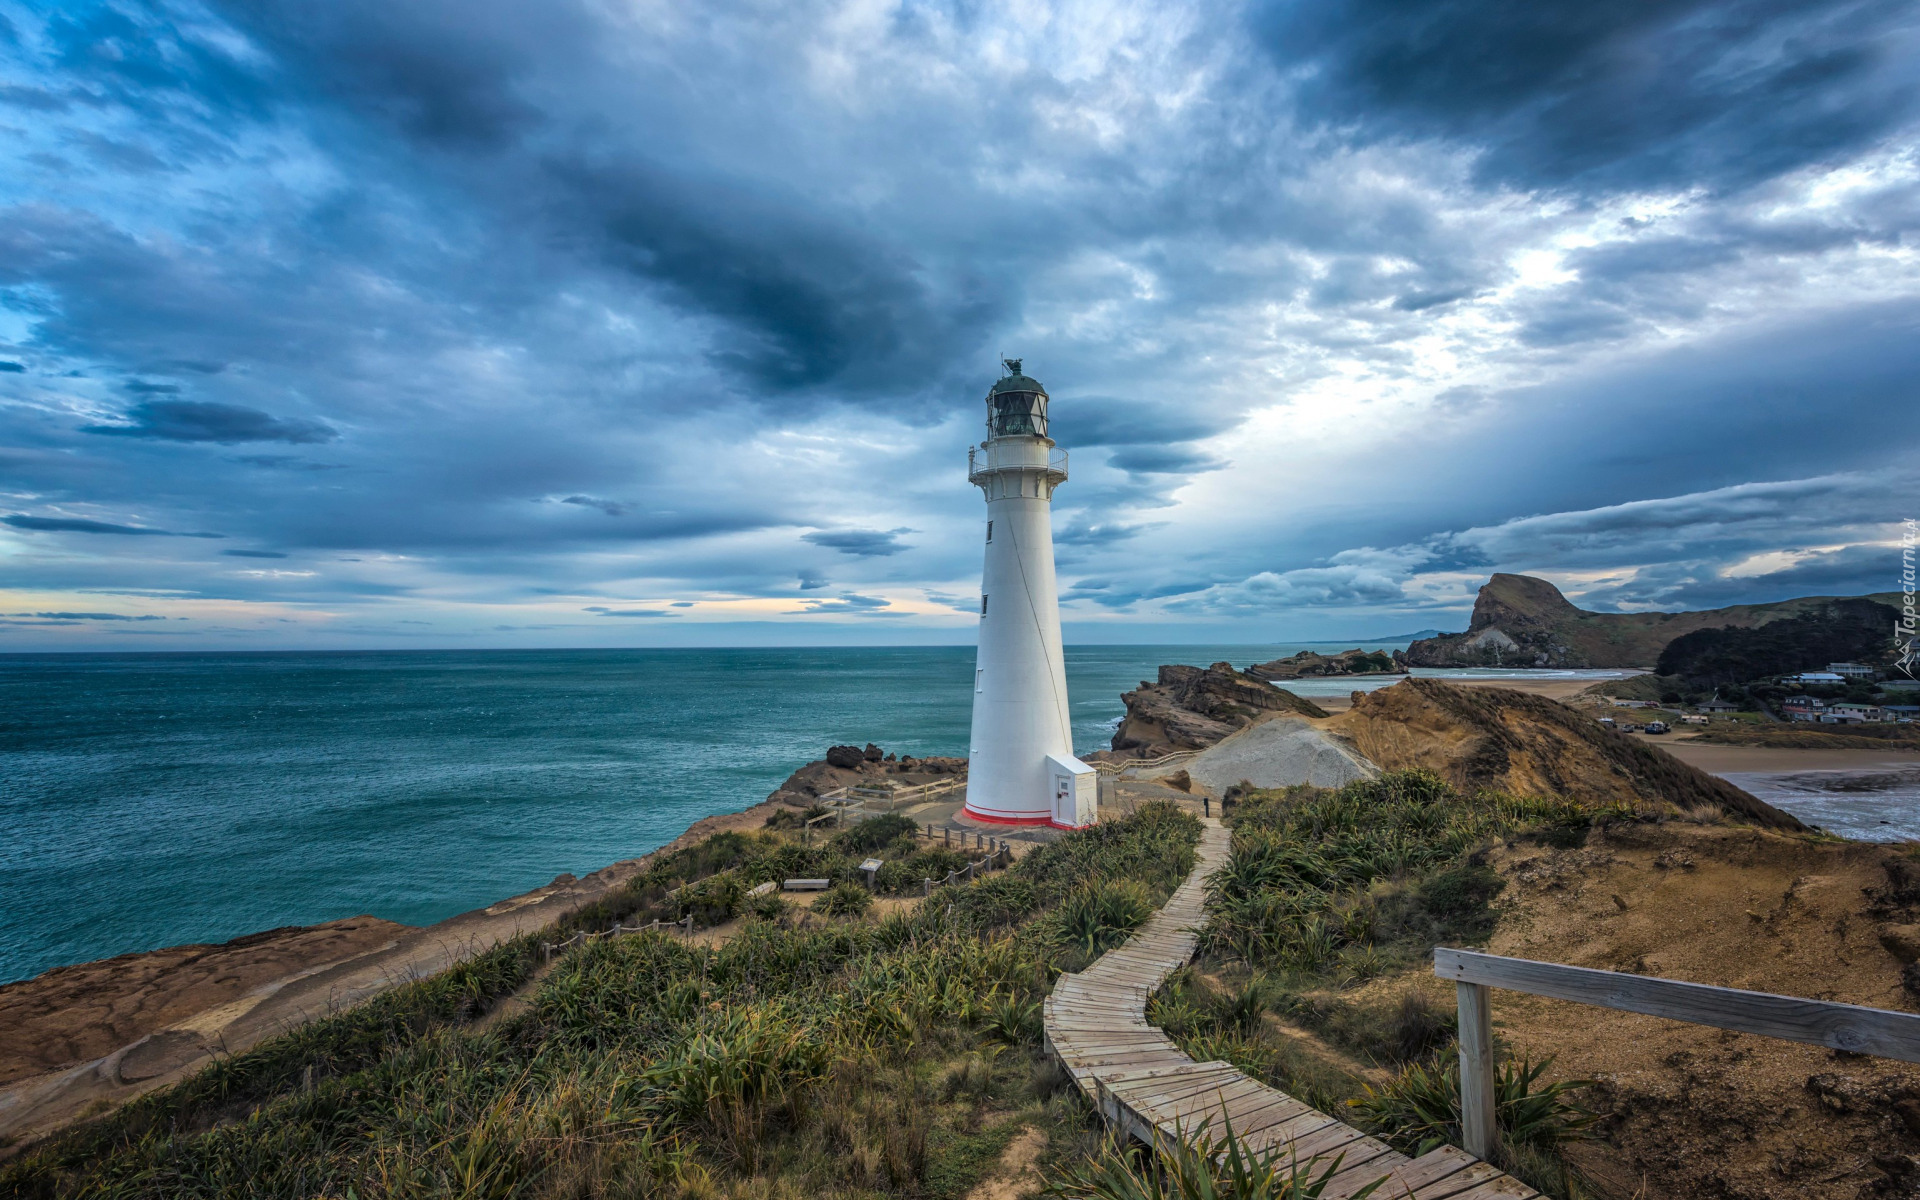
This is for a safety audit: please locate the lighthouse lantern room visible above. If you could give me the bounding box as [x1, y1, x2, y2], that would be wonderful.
[963, 360, 1096, 830]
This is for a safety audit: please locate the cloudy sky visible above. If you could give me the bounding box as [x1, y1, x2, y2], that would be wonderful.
[1, 0, 1915, 650]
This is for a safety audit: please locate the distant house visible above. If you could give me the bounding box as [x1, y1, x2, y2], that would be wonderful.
[1698, 692, 1740, 713]
[1833, 702, 1883, 720]
[1886, 680, 1920, 692]
[1829, 662, 1875, 679]
[1791, 672, 1847, 685]
[1782, 696, 1826, 711]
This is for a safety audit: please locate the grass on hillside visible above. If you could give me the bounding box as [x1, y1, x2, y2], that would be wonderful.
[2, 805, 1200, 1200]
[1151, 771, 1605, 1200]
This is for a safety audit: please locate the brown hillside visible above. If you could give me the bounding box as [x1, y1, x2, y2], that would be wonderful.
[1404, 572, 1903, 668]
[1338, 820, 1920, 1199]
[1331, 678, 1804, 828]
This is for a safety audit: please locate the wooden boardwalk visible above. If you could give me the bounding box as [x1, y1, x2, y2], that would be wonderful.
[1043, 818, 1539, 1200]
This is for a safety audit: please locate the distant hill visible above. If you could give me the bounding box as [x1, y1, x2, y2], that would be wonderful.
[1404, 573, 1902, 669]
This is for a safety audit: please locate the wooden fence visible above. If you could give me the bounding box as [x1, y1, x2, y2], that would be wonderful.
[1433, 947, 1920, 1158]
[541, 914, 694, 962]
[1091, 748, 1199, 776]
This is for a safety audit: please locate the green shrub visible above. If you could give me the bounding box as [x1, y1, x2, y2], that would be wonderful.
[1350, 1055, 1596, 1157]
[835, 812, 920, 854]
[1047, 1118, 1388, 1200]
[819, 881, 875, 917]
[1052, 878, 1156, 956]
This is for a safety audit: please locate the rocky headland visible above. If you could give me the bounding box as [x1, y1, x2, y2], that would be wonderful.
[1244, 646, 1404, 680]
[1110, 662, 1328, 755]
[1403, 571, 1904, 669]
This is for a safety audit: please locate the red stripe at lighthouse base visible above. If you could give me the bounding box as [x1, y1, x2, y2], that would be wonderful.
[961, 805, 1054, 826]
[961, 805, 1096, 832]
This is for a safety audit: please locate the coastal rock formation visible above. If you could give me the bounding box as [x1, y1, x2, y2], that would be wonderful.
[1332, 677, 1803, 828]
[1404, 572, 1905, 669]
[1245, 647, 1403, 680]
[767, 746, 966, 806]
[1111, 662, 1328, 755]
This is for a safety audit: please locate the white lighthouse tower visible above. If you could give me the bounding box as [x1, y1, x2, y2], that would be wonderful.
[963, 360, 1097, 830]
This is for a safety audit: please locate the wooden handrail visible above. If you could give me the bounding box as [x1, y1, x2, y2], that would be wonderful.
[1434, 946, 1920, 1156]
[1091, 748, 1200, 776]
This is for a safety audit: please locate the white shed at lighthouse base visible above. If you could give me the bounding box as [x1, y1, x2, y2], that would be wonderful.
[1045, 752, 1098, 829]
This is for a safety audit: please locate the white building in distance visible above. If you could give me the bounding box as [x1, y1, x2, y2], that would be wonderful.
[963, 360, 1097, 829]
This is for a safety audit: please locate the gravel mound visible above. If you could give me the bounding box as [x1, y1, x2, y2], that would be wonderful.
[1166, 717, 1377, 792]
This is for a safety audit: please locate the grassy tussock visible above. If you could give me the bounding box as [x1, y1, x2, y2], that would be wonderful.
[3, 803, 1200, 1200]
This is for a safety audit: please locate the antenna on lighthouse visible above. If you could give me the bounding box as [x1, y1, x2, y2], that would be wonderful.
[962, 360, 1096, 830]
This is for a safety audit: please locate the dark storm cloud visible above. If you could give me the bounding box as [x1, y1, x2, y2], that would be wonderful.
[1059, 396, 1239, 448]
[562, 495, 629, 517]
[83, 400, 337, 444]
[4, 514, 221, 537]
[222, 549, 288, 558]
[0, 360, 24, 372]
[802, 528, 915, 557]
[1107, 446, 1226, 476]
[797, 569, 830, 591]
[1261, 0, 1919, 192]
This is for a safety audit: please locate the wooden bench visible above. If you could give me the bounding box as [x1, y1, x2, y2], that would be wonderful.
[782, 878, 830, 891]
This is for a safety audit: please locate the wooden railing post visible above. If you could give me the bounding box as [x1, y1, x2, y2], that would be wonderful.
[1456, 980, 1496, 1160]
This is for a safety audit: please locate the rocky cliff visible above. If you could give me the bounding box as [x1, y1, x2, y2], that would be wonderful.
[1403, 573, 1902, 669]
[1111, 662, 1327, 755]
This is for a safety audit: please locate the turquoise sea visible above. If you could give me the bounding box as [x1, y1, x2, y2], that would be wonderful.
[2, 644, 1392, 985]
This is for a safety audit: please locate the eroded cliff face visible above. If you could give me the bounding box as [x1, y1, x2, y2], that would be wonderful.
[1111, 662, 1327, 755]
[1331, 678, 1802, 828]
[1403, 573, 1901, 669]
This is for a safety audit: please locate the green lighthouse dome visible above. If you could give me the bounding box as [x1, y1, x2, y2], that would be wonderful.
[985, 358, 1049, 438]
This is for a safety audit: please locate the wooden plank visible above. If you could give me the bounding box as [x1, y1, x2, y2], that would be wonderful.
[1268, 1120, 1372, 1163]
[1407, 1160, 1532, 1200]
[1107, 1064, 1242, 1095]
[1102, 1061, 1237, 1085]
[1217, 1091, 1319, 1138]
[1435, 947, 1920, 1062]
[1129, 1074, 1270, 1117]
[1323, 1146, 1475, 1200]
[1439, 1178, 1541, 1200]
[1282, 1136, 1405, 1182]
[1241, 1107, 1340, 1151]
